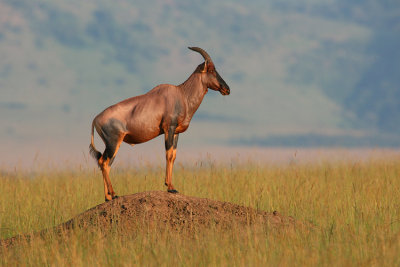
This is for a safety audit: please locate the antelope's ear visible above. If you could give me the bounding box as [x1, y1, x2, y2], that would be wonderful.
[202, 60, 207, 73]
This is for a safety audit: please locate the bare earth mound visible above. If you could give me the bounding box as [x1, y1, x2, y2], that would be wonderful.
[1, 191, 306, 248]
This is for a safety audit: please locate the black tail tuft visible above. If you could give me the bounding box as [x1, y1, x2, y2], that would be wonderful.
[89, 143, 102, 162]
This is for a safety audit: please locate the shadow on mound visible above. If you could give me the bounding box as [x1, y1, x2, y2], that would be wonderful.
[1, 191, 310, 248]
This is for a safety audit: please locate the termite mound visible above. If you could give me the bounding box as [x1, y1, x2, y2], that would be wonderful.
[1, 191, 311, 248]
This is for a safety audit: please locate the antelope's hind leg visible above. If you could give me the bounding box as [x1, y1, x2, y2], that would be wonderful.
[98, 121, 125, 201]
[99, 140, 123, 201]
[165, 130, 179, 194]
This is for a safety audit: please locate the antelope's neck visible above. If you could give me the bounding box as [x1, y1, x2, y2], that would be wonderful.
[178, 73, 208, 117]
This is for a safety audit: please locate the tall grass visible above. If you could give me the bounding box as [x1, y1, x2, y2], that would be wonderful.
[1, 157, 400, 266]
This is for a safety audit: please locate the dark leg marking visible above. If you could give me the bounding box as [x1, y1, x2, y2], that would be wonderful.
[100, 118, 126, 166]
[165, 126, 178, 150]
[164, 101, 181, 150]
[173, 133, 179, 149]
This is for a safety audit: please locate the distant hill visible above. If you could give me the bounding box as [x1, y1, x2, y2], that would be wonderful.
[1, 0, 399, 150]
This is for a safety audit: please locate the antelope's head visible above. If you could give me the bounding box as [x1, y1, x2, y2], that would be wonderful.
[189, 47, 230, 96]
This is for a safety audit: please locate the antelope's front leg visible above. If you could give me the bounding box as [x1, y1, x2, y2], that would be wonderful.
[165, 131, 179, 193]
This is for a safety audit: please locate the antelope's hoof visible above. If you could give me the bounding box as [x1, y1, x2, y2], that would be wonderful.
[105, 195, 118, 202]
[168, 189, 179, 194]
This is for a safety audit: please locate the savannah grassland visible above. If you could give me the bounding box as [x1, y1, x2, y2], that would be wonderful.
[1, 154, 400, 266]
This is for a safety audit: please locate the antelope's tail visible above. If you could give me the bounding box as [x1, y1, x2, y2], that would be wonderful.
[89, 121, 102, 161]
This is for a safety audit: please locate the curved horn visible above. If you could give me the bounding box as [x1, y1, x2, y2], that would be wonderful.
[188, 47, 213, 63]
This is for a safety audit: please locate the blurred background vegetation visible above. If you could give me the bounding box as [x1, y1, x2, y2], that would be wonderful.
[1, 0, 400, 163]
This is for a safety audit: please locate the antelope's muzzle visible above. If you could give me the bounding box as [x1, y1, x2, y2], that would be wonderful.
[217, 72, 230, 95]
[220, 86, 230, 95]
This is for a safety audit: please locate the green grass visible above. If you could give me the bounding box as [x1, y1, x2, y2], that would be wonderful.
[1, 158, 400, 266]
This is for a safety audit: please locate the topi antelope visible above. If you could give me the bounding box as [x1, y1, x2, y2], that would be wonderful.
[89, 47, 230, 201]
